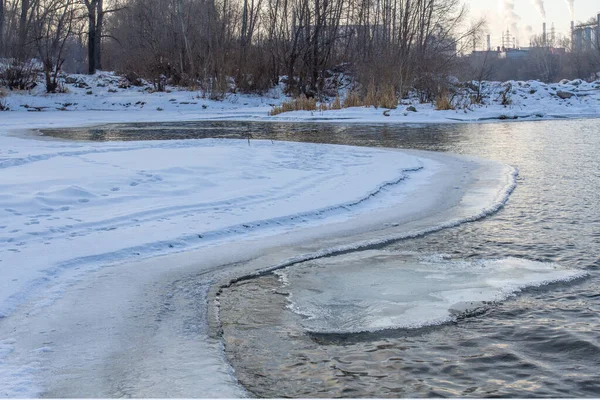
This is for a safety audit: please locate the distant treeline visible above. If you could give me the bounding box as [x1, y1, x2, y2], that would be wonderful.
[1, 0, 487, 98]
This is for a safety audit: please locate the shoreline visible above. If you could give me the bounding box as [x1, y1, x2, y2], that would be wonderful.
[3, 109, 600, 137]
[2, 72, 600, 129]
[208, 152, 517, 335]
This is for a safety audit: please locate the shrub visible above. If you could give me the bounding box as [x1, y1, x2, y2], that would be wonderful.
[124, 72, 144, 87]
[499, 83, 513, 106]
[207, 74, 230, 100]
[0, 60, 40, 90]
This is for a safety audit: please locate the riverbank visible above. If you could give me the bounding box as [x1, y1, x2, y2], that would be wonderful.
[0, 113, 518, 396]
[2, 72, 600, 126]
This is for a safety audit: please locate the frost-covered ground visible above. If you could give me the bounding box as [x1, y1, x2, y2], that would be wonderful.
[1, 71, 600, 123]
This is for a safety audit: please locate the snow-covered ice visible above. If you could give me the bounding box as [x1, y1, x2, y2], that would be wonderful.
[278, 251, 586, 334]
[0, 136, 431, 319]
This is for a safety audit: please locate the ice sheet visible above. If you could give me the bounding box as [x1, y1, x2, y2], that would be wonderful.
[280, 251, 586, 333]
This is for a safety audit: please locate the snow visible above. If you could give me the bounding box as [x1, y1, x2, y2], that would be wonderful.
[1, 72, 600, 124]
[278, 251, 586, 334]
[0, 136, 430, 320]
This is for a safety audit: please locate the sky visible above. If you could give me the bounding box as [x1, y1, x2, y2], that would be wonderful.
[465, 0, 600, 47]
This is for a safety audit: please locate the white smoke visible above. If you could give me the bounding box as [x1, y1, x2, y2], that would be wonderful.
[500, 0, 521, 39]
[565, 0, 575, 20]
[531, 0, 546, 20]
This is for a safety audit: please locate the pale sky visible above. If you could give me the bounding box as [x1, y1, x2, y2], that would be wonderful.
[465, 0, 600, 47]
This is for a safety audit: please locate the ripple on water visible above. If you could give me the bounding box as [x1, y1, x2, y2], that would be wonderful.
[219, 266, 600, 398]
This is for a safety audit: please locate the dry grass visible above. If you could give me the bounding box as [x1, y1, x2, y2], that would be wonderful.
[330, 95, 342, 110]
[342, 91, 362, 108]
[362, 83, 398, 109]
[435, 91, 455, 110]
[0, 88, 8, 111]
[364, 82, 377, 108]
[269, 88, 398, 116]
[378, 86, 398, 109]
[269, 95, 317, 116]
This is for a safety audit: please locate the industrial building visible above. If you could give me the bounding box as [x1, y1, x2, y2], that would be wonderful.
[571, 14, 600, 52]
[470, 12, 600, 60]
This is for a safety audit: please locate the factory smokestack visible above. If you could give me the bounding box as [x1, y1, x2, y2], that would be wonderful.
[487, 35, 491, 51]
[543, 22, 547, 45]
[571, 21, 575, 51]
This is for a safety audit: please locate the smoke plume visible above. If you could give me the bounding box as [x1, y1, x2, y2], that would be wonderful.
[531, 0, 546, 20]
[565, 0, 575, 20]
[500, 0, 521, 35]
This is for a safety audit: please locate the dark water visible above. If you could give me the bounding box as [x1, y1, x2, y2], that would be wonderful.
[44, 119, 600, 397]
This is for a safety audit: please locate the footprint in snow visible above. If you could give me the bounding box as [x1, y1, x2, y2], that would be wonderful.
[111, 187, 120, 192]
[78, 199, 90, 203]
[4, 209, 22, 216]
[130, 182, 139, 187]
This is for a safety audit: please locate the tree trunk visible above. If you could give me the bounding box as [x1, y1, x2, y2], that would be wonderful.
[177, 0, 194, 75]
[95, 0, 103, 70]
[0, 0, 4, 57]
[18, 0, 30, 59]
[87, 2, 96, 74]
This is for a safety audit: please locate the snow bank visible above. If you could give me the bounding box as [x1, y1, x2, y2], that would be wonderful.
[1, 72, 599, 124]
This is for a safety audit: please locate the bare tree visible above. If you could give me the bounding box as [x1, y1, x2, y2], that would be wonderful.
[82, 0, 124, 74]
[32, 0, 77, 92]
[18, 0, 33, 59]
[5, 0, 542, 99]
[0, 0, 5, 56]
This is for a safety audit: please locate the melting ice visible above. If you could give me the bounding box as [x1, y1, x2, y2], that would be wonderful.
[278, 251, 586, 333]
